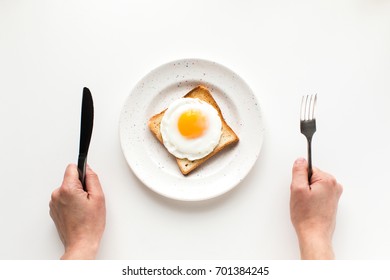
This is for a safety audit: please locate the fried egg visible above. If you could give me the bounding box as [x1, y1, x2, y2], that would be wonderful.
[160, 98, 222, 160]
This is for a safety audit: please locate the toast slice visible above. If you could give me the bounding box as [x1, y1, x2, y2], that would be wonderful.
[148, 85, 239, 175]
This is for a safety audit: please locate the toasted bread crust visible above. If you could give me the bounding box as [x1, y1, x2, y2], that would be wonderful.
[148, 85, 239, 175]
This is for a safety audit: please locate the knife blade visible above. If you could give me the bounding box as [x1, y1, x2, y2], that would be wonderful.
[77, 87, 94, 191]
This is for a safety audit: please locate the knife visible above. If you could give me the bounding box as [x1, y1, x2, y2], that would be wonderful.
[77, 87, 94, 191]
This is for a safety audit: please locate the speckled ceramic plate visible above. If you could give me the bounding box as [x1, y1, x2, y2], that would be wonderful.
[119, 59, 264, 201]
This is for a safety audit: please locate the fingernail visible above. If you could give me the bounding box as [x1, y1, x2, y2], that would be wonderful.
[295, 158, 306, 165]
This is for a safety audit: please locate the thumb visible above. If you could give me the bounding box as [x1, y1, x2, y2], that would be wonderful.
[62, 164, 83, 190]
[291, 158, 309, 190]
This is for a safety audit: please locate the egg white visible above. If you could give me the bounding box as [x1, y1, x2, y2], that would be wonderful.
[160, 98, 222, 160]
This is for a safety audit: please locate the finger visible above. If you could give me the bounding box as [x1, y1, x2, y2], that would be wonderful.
[310, 166, 323, 182]
[291, 158, 309, 190]
[310, 168, 343, 197]
[311, 167, 336, 185]
[49, 199, 58, 223]
[49, 200, 54, 216]
[62, 164, 83, 190]
[50, 187, 60, 202]
[85, 165, 104, 196]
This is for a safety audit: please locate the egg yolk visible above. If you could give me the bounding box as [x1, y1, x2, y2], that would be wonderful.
[178, 109, 209, 138]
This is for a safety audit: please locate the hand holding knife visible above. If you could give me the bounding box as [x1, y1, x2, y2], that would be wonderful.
[77, 87, 94, 191]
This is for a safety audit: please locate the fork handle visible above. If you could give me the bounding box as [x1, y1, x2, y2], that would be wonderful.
[307, 138, 313, 182]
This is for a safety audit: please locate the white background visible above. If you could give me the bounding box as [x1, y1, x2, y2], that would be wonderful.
[0, 0, 389, 260]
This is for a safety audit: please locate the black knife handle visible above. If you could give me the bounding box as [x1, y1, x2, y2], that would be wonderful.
[77, 155, 87, 191]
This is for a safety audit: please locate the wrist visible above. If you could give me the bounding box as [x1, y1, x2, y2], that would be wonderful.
[297, 233, 334, 260]
[61, 239, 100, 260]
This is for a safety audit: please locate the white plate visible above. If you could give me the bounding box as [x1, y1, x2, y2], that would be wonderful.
[119, 59, 264, 201]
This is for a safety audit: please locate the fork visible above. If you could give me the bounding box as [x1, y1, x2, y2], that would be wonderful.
[300, 94, 317, 182]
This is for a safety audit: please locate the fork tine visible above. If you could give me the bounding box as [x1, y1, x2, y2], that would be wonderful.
[305, 95, 310, 121]
[308, 95, 314, 120]
[309, 94, 317, 120]
[306, 95, 311, 120]
[300, 95, 307, 121]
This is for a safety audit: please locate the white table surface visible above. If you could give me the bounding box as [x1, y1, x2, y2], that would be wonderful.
[1, 0, 390, 260]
